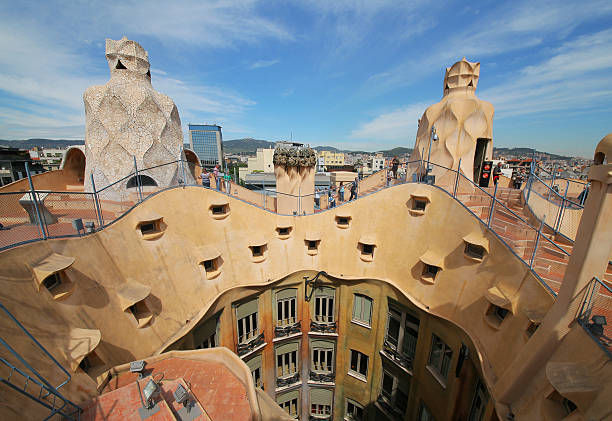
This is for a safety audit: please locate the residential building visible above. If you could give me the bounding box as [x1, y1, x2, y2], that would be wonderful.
[319, 150, 345, 168]
[0, 147, 45, 186]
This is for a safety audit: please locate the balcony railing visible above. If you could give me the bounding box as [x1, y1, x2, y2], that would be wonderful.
[276, 371, 300, 388]
[309, 416, 332, 421]
[275, 320, 301, 338]
[310, 320, 337, 334]
[309, 370, 335, 383]
[381, 340, 414, 372]
[376, 394, 403, 420]
[577, 277, 612, 359]
[237, 331, 265, 356]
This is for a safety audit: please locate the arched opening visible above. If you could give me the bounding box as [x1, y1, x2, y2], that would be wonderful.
[184, 149, 201, 181]
[126, 175, 157, 188]
[62, 147, 86, 186]
[593, 151, 606, 165]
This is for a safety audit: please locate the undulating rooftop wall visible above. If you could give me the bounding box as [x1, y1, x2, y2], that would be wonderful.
[0, 183, 579, 419]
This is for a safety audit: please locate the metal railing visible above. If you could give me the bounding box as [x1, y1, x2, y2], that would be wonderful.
[523, 163, 588, 242]
[0, 155, 582, 297]
[577, 277, 612, 359]
[0, 302, 82, 420]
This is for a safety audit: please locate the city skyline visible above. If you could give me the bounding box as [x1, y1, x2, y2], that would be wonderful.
[1, 0, 611, 158]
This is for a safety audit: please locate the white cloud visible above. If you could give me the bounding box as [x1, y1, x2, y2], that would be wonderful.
[250, 59, 279, 69]
[365, 0, 612, 94]
[350, 102, 430, 142]
[479, 28, 612, 117]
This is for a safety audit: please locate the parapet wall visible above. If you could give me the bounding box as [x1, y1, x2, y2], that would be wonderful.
[0, 183, 576, 419]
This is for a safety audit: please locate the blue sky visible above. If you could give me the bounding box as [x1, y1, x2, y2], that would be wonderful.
[1, 0, 611, 157]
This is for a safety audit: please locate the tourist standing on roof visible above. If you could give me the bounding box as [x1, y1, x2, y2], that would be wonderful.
[493, 162, 502, 186]
[213, 165, 220, 190]
[201, 168, 210, 188]
[349, 178, 357, 201]
[391, 156, 400, 179]
[339, 182, 345, 202]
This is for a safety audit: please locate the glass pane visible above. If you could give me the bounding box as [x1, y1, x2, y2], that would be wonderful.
[363, 298, 372, 324]
[353, 296, 362, 320]
[387, 316, 400, 347]
[328, 298, 334, 321]
[350, 351, 358, 371]
[382, 373, 393, 397]
[359, 354, 368, 375]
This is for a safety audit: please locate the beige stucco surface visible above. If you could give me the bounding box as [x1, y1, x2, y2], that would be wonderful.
[0, 182, 565, 419]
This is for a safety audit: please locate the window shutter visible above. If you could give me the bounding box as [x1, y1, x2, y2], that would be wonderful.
[352, 295, 362, 319]
[276, 288, 297, 300]
[310, 388, 333, 406]
[315, 287, 335, 297]
[276, 341, 299, 355]
[245, 354, 262, 372]
[236, 299, 258, 319]
[311, 340, 334, 350]
[277, 389, 300, 404]
[363, 297, 372, 323]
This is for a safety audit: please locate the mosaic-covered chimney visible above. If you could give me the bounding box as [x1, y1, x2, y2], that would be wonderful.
[273, 143, 317, 215]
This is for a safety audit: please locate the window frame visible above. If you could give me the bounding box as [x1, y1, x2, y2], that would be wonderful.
[427, 334, 453, 384]
[349, 349, 369, 381]
[352, 294, 373, 327]
[344, 398, 364, 421]
[313, 288, 335, 324]
[276, 289, 298, 327]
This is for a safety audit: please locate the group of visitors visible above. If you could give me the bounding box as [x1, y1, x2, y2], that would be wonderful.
[200, 165, 231, 193]
[314, 178, 359, 209]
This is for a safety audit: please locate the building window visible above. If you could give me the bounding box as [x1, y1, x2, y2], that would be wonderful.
[384, 305, 420, 369]
[344, 399, 364, 421]
[427, 334, 453, 383]
[42, 273, 62, 293]
[546, 390, 577, 416]
[306, 240, 320, 253]
[349, 350, 368, 381]
[79, 350, 104, 374]
[418, 401, 436, 421]
[277, 391, 299, 418]
[209, 203, 230, 219]
[136, 216, 165, 240]
[467, 378, 489, 421]
[352, 294, 373, 327]
[485, 304, 509, 328]
[310, 388, 333, 419]
[525, 321, 540, 338]
[276, 341, 299, 380]
[359, 242, 375, 261]
[194, 315, 219, 349]
[311, 340, 334, 373]
[423, 264, 440, 279]
[414, 199, 427, 211]
[127, 300, 153, 328]
[314, 287, 335, 323]
[236, 299, 259, 344]
[276, 289, 297, 327]
[335, 215, 351, 228]
[246, 354, 263, 390]
[277, 227, 292, 238]
[464, 243, 486, 260]
[380, 370, 409, 415]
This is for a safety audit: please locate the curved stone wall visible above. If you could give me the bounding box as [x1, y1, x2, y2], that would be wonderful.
[0, 183, 572, 419]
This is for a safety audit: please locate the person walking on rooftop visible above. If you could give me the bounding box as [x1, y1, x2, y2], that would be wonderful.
[314, 188, 321, 209]
[493, 162, 502, 186]
[224, 173, 231, 194]
[213, 165, 220, 190]
[349, 178, 357, 201]
[328, 187, 335, 208]
[339, 182, 345, 202]
[201, 168, 210, 188]
[391, 156, 400, 179]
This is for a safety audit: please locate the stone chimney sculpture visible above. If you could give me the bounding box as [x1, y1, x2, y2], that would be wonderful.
[273, 145, 317, 215]
[83, 37, 194, 197]
[410, 58, 494, 186]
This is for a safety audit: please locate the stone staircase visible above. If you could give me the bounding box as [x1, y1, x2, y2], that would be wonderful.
[458, 186, 612, 294]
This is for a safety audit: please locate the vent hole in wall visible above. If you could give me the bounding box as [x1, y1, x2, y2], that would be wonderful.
[115, 60, 127, 69]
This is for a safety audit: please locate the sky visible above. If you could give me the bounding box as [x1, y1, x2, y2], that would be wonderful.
[0, 0, 611, 157]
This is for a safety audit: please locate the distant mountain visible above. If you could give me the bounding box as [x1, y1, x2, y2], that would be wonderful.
[0, 138, 574, 161]
[493, 147, 572, 161]
[380, 147, 413, 157]
[0, 138, 84, 149]
[223, 138, 275, 154]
